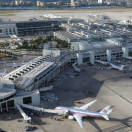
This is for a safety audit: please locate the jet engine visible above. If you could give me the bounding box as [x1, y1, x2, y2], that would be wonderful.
[65, 110, 70, 117]
[68, 115, 74, 120]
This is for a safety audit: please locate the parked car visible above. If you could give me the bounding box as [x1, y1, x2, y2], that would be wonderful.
[24, 126, 37, 131]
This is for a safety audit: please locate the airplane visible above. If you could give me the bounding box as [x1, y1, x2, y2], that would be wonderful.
[95, 60, 126, 71]
[124, 56, 132, 60]
[55, 100, 112, 128]
[10, 35, 18, 39]
[108, 62, 125, 71]
[95, 60, 108, 65]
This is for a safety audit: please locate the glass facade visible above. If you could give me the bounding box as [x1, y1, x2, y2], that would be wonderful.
[16, 20, 60, 36]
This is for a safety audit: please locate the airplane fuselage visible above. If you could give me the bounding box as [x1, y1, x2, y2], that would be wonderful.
[56, 106, 102, 118]
[109, 63, 124, 71]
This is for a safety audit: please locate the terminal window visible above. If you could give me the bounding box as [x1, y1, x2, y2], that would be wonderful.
[6, 29, 8, 34]
[0, 29, 2, 33]
[7, 100, 14, 108]
[1, 102, 6, 110]
[13, 28, 16, 33]
[23, 97, 32, 104]
[9, 28, 12, 34]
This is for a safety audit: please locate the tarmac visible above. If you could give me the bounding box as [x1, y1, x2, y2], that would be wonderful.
[1, 8, 132, 22]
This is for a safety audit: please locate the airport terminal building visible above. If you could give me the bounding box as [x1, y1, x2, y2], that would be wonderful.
[0, 20, 61, 37]
[0, 55, 65, 112]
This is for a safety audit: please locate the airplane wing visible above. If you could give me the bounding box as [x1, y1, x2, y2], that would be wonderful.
[73, 114, 83, 128]
[80, 100, 96, 110]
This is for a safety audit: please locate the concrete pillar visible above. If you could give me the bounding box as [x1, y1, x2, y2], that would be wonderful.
[0, 104, 2, 112]
[122, 47, 128, 58]
[106, 49, 111, 62]
[90, 51, 95, 64]
[6, 102, 8, 112]
[7, 28, 10, 35]
[76, 53, 83, 65]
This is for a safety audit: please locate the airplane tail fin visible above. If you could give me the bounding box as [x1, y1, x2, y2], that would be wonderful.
[100, 106, 112, 120]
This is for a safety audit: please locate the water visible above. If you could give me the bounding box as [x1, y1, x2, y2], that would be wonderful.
[0, 6, 122, 10]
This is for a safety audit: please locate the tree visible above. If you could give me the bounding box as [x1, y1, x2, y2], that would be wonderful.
[22, 40, 29, 48]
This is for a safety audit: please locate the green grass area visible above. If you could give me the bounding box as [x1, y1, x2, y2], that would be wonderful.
[0, 10, 19, 14]
[0, 10, 19, 16]
[0, 14, 15, 16]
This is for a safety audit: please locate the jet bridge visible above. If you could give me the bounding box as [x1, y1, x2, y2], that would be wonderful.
[16, 104, 31, 122]
[123, 56, 132, 60]
[20, 104, 67, 116]
[72, 62, 80, 72]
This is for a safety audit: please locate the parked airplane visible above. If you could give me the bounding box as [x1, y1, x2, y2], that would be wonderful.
[95, 60, 126, 71]
[108, 62, 125, 71]
[10, 35, 18, 39]
[95, 60, 108, 65]
[124, 56, 132, 60]
[55, 100, 112, 128]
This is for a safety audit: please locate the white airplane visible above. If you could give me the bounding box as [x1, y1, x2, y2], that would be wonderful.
[95, 60, 108, 65]
[95, 60, 126, 71]
[55, 100, 112, 128]
[124, 56, 132, 60]
[10, 35, 18, 39]
[108, 62, 125, 71]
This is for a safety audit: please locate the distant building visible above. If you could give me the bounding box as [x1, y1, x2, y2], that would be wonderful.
[105, 0, 118, 5]
[98, 0, 103, 4]
[118, 0, 127, 7]
[36, 0, 61, 7]
[0, 0, 36, 7]
[71, 0, 75, 6]
[0, 0, 14, 6]
[127, 0, 132, 7]
[0, 23, 18, 37]
[37, 0, 44, 7]
[15, 0, 23, 6]
[16, 20, 60, 36]
[0, 20, 61, 37]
